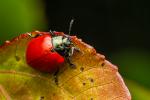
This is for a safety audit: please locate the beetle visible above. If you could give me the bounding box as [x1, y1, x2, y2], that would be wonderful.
[26, 30, 79, 73]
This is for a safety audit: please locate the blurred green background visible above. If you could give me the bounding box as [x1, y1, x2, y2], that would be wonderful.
[0, 0, 150, 99]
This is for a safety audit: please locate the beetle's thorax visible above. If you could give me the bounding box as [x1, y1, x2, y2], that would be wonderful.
[52, 35, 73, 57]
[52, 36, 71, 49]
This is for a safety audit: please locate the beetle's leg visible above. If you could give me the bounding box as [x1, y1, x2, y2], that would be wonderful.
[68, 46, 80, 57]
[50, 48, 56, 52]
[53, 69, 59, 85]
[71, 47, 80, 55]
[74, 47, 80, 52]
[66, 57, 76, 68]
[68, 47, 73, 57]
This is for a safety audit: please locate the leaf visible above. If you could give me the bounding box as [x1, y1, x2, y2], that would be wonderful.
[0, 31, 131, 100]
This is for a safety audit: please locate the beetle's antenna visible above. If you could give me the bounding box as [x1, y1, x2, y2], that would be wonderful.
[49, 30, 55, 36]
[68, 19, 74, 35]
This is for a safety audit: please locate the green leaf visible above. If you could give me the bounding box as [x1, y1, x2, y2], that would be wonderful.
[0, 32, 131, 99]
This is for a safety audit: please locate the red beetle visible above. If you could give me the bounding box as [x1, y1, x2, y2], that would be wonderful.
[26, 31, 78, 73]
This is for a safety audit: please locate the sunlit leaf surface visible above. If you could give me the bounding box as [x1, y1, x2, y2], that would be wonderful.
[0, 31, 131, 100]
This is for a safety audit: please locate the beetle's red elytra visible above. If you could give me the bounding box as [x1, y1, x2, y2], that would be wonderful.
[26, 31, 78, 73]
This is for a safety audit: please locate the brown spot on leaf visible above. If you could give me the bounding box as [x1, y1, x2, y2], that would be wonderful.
[15, 56, 21, 61]
[83, 83, 86, 86]
[40, 96, 44, 100]
[80, 67, 84, 72]
[101, 62, 105, 67]
[89, 78, 94, 83]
